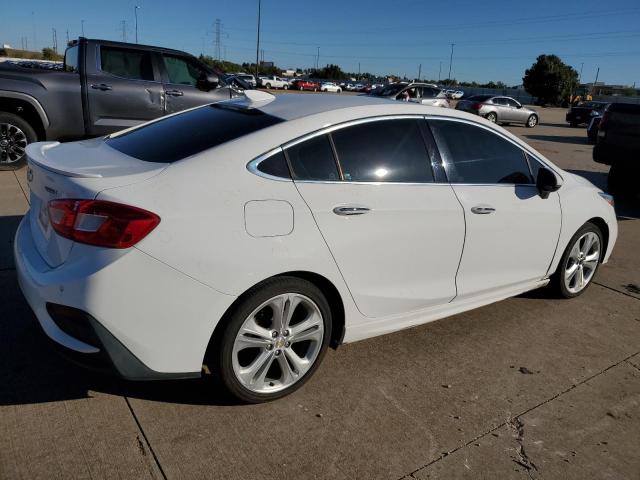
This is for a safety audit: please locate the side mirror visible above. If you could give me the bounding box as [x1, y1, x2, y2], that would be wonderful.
[536, 167, 560, 199]
[198, 73, 219, 91]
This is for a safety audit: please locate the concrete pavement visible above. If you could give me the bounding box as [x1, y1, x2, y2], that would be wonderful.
[1, 107, 639, 480]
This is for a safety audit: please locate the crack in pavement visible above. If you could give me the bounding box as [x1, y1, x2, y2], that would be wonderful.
[594, 282, 640, 301]
[124, 396, 167, 480]
[626, 360, 640, 374]
[401, 349, 640, 480]
[507, 416, 538, 478]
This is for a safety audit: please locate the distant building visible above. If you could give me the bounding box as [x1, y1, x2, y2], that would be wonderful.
[2, 44, 12, 49]
[281, 69, 300, 77]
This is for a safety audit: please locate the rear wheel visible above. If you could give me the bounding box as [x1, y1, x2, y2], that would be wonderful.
[485, 112, 497, 123]
[0, 113, 36, 171]
[526, 114, 538, 128]
[265, 83, 272, 89]
[550, 222, 602, 298]
[216, 277, 331, 403]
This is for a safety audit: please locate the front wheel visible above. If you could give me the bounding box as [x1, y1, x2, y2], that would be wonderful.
[550, 223, 602, 298]
[216, 277, 332, 403]
[485, 112, 497, 123]
[283, 85, 288, 90]
[526, 114, 538, 128]
[0, 112, 36, 170]
[265, 83, 271, 89]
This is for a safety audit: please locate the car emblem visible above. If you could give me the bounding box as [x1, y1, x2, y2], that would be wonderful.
[27, 168, 33, 183]
[45, 186, 58, 195]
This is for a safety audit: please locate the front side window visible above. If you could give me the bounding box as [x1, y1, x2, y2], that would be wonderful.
[163, 55, 205, 86]
[331, 119, 434, 183]
[429, 120, 533, 184]
[492, 97, 507, 106]
[100, 46, 154, 81]
[286, 135, 340, 181]
[506, 98, 520, 108]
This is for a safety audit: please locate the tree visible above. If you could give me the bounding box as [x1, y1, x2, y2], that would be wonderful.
[41, 47, 62, 61]
[523, 54, 578, 106]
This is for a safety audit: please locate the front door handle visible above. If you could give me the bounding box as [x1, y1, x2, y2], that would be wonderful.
[91, 83, 112, 91]
[471, 205, 496, 214]
[333, 205, 370, 216]
[165, 89, 184, 96]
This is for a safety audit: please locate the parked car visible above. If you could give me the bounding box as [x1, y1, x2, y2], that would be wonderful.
[456, 95, 539, 127]
[320, 82, 342, 93]
[593, 102, 640, 194]
[368, 82, 449, 107]
[344, 83, 358, 91]
[566, 101, 609, 127]
[0, 37, 242, 170]
[450, 90, 464, 99]
[16, 92, 617, 403]
[292, 79, 320, 91]
[258, 75, 290, 89]
[587, 116, 601, 144]
[234, 73, 257, 87]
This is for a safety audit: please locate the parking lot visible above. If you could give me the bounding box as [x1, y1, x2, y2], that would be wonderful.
[1, 105, 639, 479]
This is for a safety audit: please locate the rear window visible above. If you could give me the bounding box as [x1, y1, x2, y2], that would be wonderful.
[106, 104, 284, 163]
[467, 95, 493, 102]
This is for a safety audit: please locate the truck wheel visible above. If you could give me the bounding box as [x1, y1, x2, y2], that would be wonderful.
[265, 83, 271, 89]
[0, 112, 36, 171]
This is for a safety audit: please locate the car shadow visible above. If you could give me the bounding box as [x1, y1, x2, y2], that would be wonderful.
[525, 134, 588, 145]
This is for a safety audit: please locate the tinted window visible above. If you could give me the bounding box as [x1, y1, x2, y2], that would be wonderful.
[429, 120, 533, 184]
[163, 55, 205, 86]
[257, 151, 291, 179]
[332, 119, 433, 183]
[106, 105, 283, 163]
[64, 45, 78, 72]
[421, 87, 438, 98]
[505, 98, 520, 108]
[100, 46, 154, 81]
[526, 153, 543, 180]
[286, 135, 339, 181]
[492, 97, 506, 105]
[468, 95, 493, 102]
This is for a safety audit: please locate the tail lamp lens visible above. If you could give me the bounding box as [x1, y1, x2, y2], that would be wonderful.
[471, 102, 482, 110]
[48, 199, 160, 248]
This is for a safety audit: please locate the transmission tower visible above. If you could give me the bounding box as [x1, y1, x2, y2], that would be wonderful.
[214, 18, 222, 61]
[52, 28, 58, 53]
[120, 20, 127, 42]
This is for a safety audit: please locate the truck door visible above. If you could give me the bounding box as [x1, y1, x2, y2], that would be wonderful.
[86, 44, 165, 136]
[159, 54, 232, 114]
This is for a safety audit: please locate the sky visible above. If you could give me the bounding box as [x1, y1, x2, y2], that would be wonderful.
[2, 0, 640, 86]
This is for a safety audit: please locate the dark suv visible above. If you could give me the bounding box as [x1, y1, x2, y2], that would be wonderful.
[566, 101, 609, 127]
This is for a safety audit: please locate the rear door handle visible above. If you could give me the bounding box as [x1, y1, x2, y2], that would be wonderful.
[91, 83, 112, 91]
[471, 205, 496, 214]
[333, 205, 370, 216]
[165, 89, 184, 96]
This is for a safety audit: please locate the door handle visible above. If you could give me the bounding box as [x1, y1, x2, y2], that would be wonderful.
[91, 83, 112, 91]
[165, 89, 184, 96]
[332, 206, 371, 216]
[471, 205, 496, 214]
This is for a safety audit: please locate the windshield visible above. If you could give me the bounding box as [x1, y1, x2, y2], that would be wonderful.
[370, 83, 407, 96]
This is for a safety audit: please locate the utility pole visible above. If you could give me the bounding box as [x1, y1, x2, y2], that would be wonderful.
[255, 0, 261, 79]
[81, 20, 85, 37]
[578, 62, 584, 84]
[215, 19, 221, 61]
[438, 61, 442, 82]
[448, 43, 455, 85]
[134, 6, 140, 44]
[66, 30, 69, 44]
[593, 67, 600, 95]
[120, 20, 127, 42]
[417, 63, 422, 81]
[316, 46, 320, 69]
[52, 28, 58, 53]
[31, 11, 37, 51]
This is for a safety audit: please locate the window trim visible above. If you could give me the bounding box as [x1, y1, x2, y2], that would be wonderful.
[426, 115, 563, 186]
[96, 44, 161, 83]
[246, 147, 293, 182]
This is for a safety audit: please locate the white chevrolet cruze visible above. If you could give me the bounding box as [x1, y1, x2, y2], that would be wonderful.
[15, 92, 617, 403]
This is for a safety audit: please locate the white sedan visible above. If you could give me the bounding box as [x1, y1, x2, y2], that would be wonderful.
[15, 91, 617, 403]
[321, 82, 342, 93]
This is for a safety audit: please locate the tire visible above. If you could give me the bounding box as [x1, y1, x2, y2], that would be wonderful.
[485, 112, 497, 123]
[283, 85, 288, 90]
[337, 89, 341, 93]
[550, 222, 603, 299]
[265, 83, 271, 89]
[526, 114, 538, 128]
[0, 112, 37, 171]
[216, 276, 332, 403]
[569, 122, 578, 127]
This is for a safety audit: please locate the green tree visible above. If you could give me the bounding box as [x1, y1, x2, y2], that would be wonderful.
[41, 47, 62, 61]
[523, 54, 578, 106]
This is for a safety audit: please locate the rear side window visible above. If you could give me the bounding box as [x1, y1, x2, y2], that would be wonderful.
[256, 151, 291, 179]
[429, 120, 533, 184]
[100, 46, 154, 81]
[64, 45, 79, 72]
[106, 105, 284, 163]
[286, 135, 340, 181]
[331, 119, 433, 183]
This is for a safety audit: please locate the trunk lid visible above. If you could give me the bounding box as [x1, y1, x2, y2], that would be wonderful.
[25, 139, 167, 267]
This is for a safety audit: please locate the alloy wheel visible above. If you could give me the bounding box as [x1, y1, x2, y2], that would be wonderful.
[0, 123, 27, 165]
[564, 232, 600, 294]
[231, 293, 324, 394]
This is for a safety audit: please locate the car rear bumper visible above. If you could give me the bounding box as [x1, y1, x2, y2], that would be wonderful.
[14, 216, 236, 379]
[593, 143, 640, 166]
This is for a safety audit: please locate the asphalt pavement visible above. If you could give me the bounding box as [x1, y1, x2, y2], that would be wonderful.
[1, 106, 639, 480]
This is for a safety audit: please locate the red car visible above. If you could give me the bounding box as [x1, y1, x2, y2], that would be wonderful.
[292, 79, 321, 91]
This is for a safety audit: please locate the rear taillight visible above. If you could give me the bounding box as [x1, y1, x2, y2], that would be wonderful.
[471, 102, 482, 110]
[48, 199, 160, 249]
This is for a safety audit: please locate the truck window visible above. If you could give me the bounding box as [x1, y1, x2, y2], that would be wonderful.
[100, 46, 154, 81]
[163, 55, 205, 86]
[64, 45, 79, 72]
